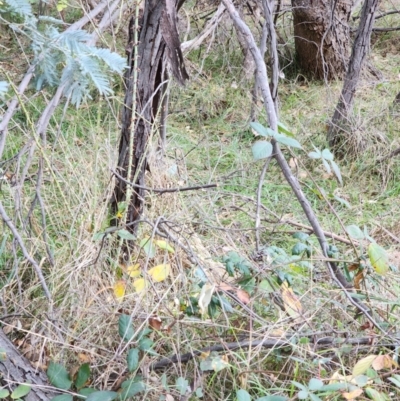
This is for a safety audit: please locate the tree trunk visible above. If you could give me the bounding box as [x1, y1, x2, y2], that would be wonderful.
[112, 0, 188, 248]
[292, 0, 352, 80]
[328, 0, 379, 152]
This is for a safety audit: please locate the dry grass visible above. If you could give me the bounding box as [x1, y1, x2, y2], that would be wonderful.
[2, 1, 400, 400]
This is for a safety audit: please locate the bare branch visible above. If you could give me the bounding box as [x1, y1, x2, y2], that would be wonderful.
[0, 202, 52, 301]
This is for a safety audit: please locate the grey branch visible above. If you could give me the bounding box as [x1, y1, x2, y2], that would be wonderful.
[0, 202, 52, 301]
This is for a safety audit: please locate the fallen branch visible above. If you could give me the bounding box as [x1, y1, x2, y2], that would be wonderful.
[150, 333, 388, 370]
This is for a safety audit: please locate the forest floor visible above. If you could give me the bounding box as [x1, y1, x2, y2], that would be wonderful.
[1, 2, 400, 400]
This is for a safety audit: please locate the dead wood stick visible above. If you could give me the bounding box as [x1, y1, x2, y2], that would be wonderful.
[111, 169, 217, 194]
[150, 334, 385, 370]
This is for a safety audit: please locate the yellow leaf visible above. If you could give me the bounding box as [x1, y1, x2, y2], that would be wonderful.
[154, 240, 175, 253]
[352, 355, 377, 376]
[148, 264, 170, 282]
[280, 281, 302, 319]
[116, 211, 123, 219]
[342, 388, 363, 400]
[113, 280, 126, 303]
[133, 278, 147, 293]
[126, 263, 141, 278]
[368, 243, 389, 275]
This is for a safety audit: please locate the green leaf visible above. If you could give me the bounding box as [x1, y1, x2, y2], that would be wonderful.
[47, 362, 72, 390]
[321, 148, 334, 161]
[92, 232, 106, 241]
[119, 380, 145, 400]
[364, 387, 389, 401]
[322, 158, 331, 173]
[291, 381, 307, 391]
[368, 243, 389, 275]
[236, 389, 251, 401]
[138, 337, 154, 351]
[308, 378, 323, 391]
[256, 397, 288, 401]
[388, 376, 400, 388]
[297, 390, 309, 400]
[139, 238, 156, 258]
[320, 383, 349, 391]
[252, 140, 273, 160]
[250, 122, 275, 137]
[78, 388, 97, 397]
[127, 348, 140, 372]
[0, 389, 9, 399]
[309, 394, 323, 401]
[75, 363, 90, 389]
[11, 384, 31, 399]
[274, 133, 302, 149]
[308, 151, 321, 159]
[117, 229, 136, 240]
[292, 232, 309, 241]
[118, 314, 135, 342]
[176, 377, 189, 396]
[51, 395, 73, 401]
[330, 160, 343, 185]
[346, 225, 365, 240]
[277, 121, 294, 137]
[292, 242, 309, 256]
[86, 391, 118, 401]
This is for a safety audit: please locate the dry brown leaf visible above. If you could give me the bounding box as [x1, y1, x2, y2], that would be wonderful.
[149, 315, 162, 331]
[372, 354, 395, 370]
[236, 289, 250, 304]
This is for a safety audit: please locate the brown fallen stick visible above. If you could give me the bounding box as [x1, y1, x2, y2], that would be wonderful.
[150, 333, 389, 370]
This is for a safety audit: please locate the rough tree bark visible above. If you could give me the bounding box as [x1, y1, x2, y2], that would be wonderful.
[112, 0, 188, 245]
[0, 330, 58, 401]
[292, 0, 352, 80]
[328, 0, 379, 152]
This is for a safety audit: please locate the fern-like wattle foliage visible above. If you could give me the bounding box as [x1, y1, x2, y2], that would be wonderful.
[1, 0, 32, 17]
[3, 0, 127, 107]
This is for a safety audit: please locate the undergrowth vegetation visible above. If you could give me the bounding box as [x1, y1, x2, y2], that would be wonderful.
[1, 0, 400, 401]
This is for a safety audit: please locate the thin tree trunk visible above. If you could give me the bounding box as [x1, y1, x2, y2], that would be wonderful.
[328, 0, 379, 152]
[112, 0, 188, 245]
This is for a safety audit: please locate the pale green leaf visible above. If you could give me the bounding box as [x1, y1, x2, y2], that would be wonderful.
[250, 122, 274, 137]
[140, 237, 156, 258]
[176, 377, 189, 396]
[256, 397, 287, 401]
[11, 384, 31, 400]
[364, 387, 389, 401]
[308, 151, 321, 159]
[252, 140, 273, 160]
[117, 229, 136, 240]
[274, 133, 302, 149]
[308, 378, 323, 391]
[330, 160, 343, 185]
[353, 355, 377, 376]
[0, 389, 9, 399]
[346, 225, 365, 240]
[236, 389, 251, 401]
[321, 148, 334, 160]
